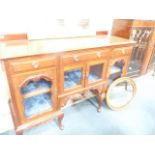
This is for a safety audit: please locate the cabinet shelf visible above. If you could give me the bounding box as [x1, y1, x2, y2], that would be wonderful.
[23, 88, 51, 99]
[62, 90, 96, 109]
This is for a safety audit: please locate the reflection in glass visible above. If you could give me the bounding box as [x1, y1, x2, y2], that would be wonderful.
[127, 47, 146, 75]
[64, 68, 82, 89]
[128, 27, 153, 76]
[88, 63, 103, 83]
[23, 92, 52, 117]
[21, 79, 52, 118]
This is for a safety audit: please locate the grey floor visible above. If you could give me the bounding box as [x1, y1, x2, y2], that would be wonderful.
[1, 72, 155, 135]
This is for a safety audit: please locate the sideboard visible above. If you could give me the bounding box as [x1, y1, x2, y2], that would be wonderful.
[0, 36, 135, 134]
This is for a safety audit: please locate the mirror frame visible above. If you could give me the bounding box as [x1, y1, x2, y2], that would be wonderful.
[106, 77, 136, 110]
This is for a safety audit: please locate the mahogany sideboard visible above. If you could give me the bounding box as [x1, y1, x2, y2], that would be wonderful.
[0, 36, 135, 134]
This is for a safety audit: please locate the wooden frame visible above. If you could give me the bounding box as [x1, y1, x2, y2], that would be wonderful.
[106, 77, 136, 110]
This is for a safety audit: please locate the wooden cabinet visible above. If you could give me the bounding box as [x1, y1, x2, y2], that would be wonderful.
[112, 19, 155, 77]
[60, 49, 109, 93]
[4, 55, 64, 134]
[2, 38, 134, 134]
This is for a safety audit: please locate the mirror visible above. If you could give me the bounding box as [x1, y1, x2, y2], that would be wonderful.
[106, 77, 136, 110]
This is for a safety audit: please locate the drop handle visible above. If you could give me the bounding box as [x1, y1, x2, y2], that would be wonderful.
[96, 52, 101, 58]
[121, 49, 126, 54]
[73, 55, 80, 61]
[32, 61, 39, 69]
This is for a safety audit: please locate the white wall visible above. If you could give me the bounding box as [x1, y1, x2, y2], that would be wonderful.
[0, 63, 14, 133]
[0, 0, 154, 36]
[0, 0, 114, 37]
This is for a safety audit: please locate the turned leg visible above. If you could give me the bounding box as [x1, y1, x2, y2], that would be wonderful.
[58, 112, 64, 130]
[97, 93, 105, 112]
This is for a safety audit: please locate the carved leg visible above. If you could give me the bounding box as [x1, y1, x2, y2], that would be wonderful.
[97, 93, 106, 112]
[58, 112, 64, 130]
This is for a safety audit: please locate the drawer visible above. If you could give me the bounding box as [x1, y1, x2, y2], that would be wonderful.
[8, 55, 57, 74]
[111, 47, 132, 58]
[62, 49, 109, 65]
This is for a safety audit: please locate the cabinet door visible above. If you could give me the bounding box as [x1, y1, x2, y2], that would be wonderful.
[11, 67, 57, 123]
[85, 60, 108, 86]
[109, 56, 129, 82]
[62, 64, 85, 92]
[128, 27, 153, 76]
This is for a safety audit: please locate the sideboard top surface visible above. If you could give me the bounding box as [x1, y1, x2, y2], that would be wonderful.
[0, 36, 135, 59]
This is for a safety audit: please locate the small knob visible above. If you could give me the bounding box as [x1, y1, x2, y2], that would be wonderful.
[32, 61, 39, 69]
[73, 55, 80, 61]
[121, 49, 126, 54]
[96, 52, 101, 58]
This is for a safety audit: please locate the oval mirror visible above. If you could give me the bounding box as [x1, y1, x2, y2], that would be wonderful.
[106, 77, 136, 110]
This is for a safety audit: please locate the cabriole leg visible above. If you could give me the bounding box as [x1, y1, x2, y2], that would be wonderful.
[58, 112, 64, 130]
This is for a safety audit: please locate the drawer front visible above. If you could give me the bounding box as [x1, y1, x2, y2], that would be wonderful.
[111, 47, 132, 58]
[61, 49, 110, 65]
[8, 55, 57, 74]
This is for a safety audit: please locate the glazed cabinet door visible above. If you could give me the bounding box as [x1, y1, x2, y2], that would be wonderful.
[127, 27, 154, 76]
[108, 56, 130, 82]
[62, 64, 86, 93]
[85, 59, 108, 86]
[10, 67, 57, 124]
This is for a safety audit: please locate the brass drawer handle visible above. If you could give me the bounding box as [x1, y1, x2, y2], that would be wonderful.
[121, 49, 126, 54]
[96, 52, 101, 58]
[73, 55, 80, 61]
[32, 61, 39, 69]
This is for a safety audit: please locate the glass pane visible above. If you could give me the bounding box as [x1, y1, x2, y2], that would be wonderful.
[130, 27, 153, 43]
[109, 60, 125, 81]
[127, 47, 146, 75]
[128, 27, 153, 76]
[21, 79, 52, 118]
[21, 79, 51, 94]
[64, 68, 82, 89]
[88, 63, 104, 83]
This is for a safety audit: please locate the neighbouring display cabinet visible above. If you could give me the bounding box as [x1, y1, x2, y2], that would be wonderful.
[112, 19, 155, 77]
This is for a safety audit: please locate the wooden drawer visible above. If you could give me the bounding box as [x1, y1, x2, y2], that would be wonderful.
[111, 47, 132, 58]
[7, 55, 57, 74]
[61, 49, 109, 65]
